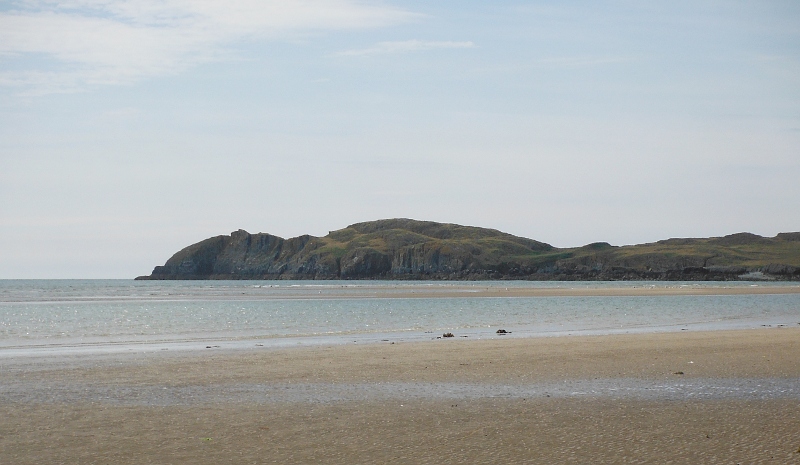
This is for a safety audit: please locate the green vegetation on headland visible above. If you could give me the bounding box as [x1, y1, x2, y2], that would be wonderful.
[136, 219, 800, 281]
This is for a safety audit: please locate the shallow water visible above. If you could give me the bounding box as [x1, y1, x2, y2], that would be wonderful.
[1, 280, 798, 356]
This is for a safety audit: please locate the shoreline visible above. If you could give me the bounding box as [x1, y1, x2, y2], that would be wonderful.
[4, 326, 800, 386]
[3, 315, 799, 359]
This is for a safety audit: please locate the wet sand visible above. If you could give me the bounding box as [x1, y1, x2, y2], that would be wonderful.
[23, 282, 799, 303]
[2, 327, 800, 463]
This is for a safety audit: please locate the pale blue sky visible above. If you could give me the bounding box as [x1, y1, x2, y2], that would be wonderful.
[1, 1, 798, 278]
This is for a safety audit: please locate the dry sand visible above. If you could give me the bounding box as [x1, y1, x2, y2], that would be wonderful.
[2, 327, 800, 464]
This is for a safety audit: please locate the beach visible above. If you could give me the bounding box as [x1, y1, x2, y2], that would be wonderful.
[2, 326, 799, 463]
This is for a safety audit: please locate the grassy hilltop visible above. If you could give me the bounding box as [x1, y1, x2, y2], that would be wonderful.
[137, 219, 800, 281]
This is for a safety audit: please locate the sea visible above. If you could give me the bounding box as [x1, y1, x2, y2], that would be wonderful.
[1, 280, 799, 357]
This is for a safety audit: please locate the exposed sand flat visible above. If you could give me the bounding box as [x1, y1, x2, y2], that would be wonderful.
[4, 399, 799, 464]
[7, 327, 800, 385]
[8, 283, 799, 303]
[454, 283, 800, 298]
[2, 328, 800, 463]
[258, 283, 800, 300]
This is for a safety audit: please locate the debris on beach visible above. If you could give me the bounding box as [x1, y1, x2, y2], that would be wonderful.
[496, 329, 510, 334]
[443, 332, 454, 338]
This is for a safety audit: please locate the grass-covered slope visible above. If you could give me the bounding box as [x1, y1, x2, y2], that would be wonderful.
[137, 219, 800, 280]
[551, 232, 800, 280]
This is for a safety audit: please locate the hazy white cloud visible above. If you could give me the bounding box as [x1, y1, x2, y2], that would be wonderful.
[337, 40, 475, 56]
[0, 0, 418, 93]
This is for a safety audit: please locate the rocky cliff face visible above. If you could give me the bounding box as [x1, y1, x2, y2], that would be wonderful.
[148, 230, 339, 279]
[137, 219, 800, 281]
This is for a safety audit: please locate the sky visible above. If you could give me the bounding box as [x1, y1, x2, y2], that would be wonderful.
[1, 0, 799, 278]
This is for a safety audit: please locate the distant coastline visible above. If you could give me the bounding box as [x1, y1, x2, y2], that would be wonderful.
[137, 219, 800, 281]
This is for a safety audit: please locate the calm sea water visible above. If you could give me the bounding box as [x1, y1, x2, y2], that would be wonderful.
[1, 280, 799, 356]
